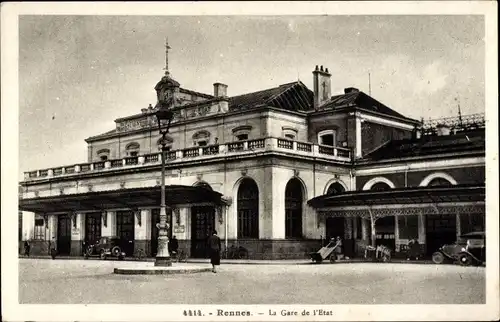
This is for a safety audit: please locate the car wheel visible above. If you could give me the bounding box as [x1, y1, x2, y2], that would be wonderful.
[111, 246, 121, 257]
[458, 253, 473, 266]
[100, 250, 106, 260]
[432, 252, 445, 264]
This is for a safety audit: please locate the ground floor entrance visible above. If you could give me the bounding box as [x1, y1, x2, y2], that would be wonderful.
[116, 211, 135, 256]
[85, 212, 101, 245]
[57, 215, 71, 255]
[425, 214, 457, 255]
[190, 206, 215, 258]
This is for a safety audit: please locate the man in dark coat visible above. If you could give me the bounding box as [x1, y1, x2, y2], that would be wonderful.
[207, 230, 221, 273]
[169, 235, 179, 257]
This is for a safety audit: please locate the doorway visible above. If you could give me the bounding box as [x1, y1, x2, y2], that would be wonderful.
[116, 211, 135, 256]
[326, 217, 345, 242]
[85, 212, 102, 245]
[426, 214, 457, 255]
[375, 216, 396, 250]
[57, 215, 72, 255]
[190, 206, 215, 258]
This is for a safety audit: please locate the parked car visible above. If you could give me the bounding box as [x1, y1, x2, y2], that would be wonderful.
[84, 236, 126, 260]
[432, 231, 485, 266]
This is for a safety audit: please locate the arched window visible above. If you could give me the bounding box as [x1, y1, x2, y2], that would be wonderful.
[285, 178, 303, 238]
[327, 182, 346, 195]
[193, 130, 211, 146]
[427, 177, 453, 187]
[371, 182, 392, 191]
[97, 149, 110, 161]
[282, 127, 298, 140]
[237, 178, 259, 238]
[157, 137, 173, 152]
[318, 129, 337, 147]
[232, 125, 252, 141]
[125, 142, 140, 157]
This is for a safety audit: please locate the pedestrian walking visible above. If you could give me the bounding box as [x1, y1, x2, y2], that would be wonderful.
[24, 240, 31, 257]
[207, 230, 221, 273]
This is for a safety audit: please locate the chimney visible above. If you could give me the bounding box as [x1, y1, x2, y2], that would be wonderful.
[312, 65, 332, 109]
[213, 83, 228, 98]
[436, 124, 451, 136]
[344, 87, 359, 94]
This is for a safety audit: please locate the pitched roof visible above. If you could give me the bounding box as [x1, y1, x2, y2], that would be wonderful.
[85, 128, 117, 142]
[361, 129, 485, 161]
[319, 90, 415, 122]
[229, 81, 313, 112]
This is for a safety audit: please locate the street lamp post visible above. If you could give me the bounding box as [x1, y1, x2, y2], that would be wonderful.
[154, 106, 174, 267]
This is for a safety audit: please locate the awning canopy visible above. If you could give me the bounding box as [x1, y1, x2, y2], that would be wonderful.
[308, 184, 485, 209]
[19, 185, 223, 213]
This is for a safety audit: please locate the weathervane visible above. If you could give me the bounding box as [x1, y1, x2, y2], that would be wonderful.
[164, 37, 171, 76]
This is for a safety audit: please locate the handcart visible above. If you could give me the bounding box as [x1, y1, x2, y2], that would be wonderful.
[310, 239, 339, 263]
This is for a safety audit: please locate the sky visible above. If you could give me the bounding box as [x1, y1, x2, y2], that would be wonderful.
[18, 15, 485, 178]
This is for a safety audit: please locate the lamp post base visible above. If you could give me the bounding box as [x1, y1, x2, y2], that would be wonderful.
[154, 257, 173, 267]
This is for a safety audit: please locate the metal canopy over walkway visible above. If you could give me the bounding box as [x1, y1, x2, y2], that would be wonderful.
[308, 184, 485, 219]
[19, 185, 223, 214]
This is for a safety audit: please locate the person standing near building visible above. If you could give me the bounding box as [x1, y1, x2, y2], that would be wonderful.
[207, 230, 221, 273]
[24, 240, 30, 257]
[335, 236, 343, 260]
[169, 235, 179, 258]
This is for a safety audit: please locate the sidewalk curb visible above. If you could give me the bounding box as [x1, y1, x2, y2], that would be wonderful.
[18, 255, 449, 266]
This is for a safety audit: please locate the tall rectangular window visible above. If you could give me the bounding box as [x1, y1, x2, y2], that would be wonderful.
[34, 216, 45, 240]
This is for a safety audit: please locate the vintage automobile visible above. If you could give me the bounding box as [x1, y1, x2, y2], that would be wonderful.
[84, 236, 126, 260]
[432, 231, 485, 266]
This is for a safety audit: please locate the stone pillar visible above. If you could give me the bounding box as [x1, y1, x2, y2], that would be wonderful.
[394, 215, 400, 253]
[22, 211, 35, 241]
[353, 217, 358, 239]
[361, 218, 369, 241]
[418, 211, 426, 253]
[227, 204, 238, 240]
[456, 211, 461, 239]
[270, 168, 286, 239]
[344, 217, 353, 239]
[70, 213, 85, 256]
[355, 116, 362, 158]
[101, 211, 116, 237]
[134, 209, 149, 256]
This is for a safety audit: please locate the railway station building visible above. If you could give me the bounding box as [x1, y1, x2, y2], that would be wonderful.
[19, 62, 485, 259]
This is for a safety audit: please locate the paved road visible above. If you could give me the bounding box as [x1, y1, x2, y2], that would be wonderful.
[19, 259, 485, 304]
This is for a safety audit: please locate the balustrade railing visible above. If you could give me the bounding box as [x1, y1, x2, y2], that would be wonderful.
[64, 166, 75, 174]
[248, 139, 265, 150]
[228, 142, 244, 152]
[202, 145, 219, 155]
[277, 138, 293, 149]
[23, 137, 352, 180]
[93, 162, 105, 170]
[296, 142, 312, 152]
[53, 168, 63, 176]
[125, 157, 138, 165]
[319, 145, 335, 155]
[182, 148, 199, 158]
[110, 160, 123, 168]
[144, 153, 159, 163]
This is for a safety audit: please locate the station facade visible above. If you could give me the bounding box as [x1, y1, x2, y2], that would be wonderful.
[19, 63, 485, 259]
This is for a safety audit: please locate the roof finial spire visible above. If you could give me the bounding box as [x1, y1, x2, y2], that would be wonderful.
[164, 37, 171, 76]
